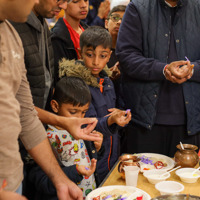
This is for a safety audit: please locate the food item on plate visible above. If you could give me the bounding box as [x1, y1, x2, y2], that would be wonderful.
[91, 189, 143, 200]
[136, 155, 167, 171]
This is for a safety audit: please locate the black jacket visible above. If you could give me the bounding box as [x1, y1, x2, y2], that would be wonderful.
[51, 18, 88, 83]
[10, 12, 54, 109]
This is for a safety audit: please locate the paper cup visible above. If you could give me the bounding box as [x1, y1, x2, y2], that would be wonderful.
[124, 166, 140, 187]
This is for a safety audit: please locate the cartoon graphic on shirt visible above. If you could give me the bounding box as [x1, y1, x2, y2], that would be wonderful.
[74, 143, 79, 153]
[85, 189, 92, 196]
[63, 141, 72, 146]
[74, 158, 80, 165]
[81, 151, 86, 159]
[62, 134, 67, 139]
[47, 125, 96, 198]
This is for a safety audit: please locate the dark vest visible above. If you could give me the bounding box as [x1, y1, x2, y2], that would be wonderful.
[10, 12, 54, 108]
[123, 0, 200, 135]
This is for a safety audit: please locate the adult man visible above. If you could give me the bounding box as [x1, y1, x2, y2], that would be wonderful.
[116, 0, 200, 157]
[10, 0, 99, 141]
[0, 0, 98, 199]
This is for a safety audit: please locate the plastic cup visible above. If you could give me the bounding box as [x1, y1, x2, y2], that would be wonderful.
[124, 166, 140, 187]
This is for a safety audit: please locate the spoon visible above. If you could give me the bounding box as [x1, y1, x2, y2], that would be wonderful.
[192, 166, 200, 175]
[180, 141, 184, 150]
[160, 166, 181, 177]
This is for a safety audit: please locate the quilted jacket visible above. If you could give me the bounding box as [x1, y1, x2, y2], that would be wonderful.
[116, 0, 200, 135]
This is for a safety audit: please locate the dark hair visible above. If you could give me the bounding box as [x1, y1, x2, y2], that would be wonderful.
[52, 76, 91, 107]
[108, 5, 126, 18]
[80, 26, 112, 50]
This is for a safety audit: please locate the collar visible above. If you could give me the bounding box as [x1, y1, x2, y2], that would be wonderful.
[26, 11, 43, 32]
[165, 1, 177, 7]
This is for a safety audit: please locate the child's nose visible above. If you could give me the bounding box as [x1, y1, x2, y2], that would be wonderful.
[92, 56, 99, 65]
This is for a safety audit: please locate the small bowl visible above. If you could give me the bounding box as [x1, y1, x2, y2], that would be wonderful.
[155, 181, 184, 195]
[143, 169, 170, 184]
[175, 168, 200, 183]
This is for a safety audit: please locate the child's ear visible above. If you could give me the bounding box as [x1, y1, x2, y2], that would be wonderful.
[105, 19, 108, 29]
[51, 100, 59, 113]
[107, 50, 112, 62]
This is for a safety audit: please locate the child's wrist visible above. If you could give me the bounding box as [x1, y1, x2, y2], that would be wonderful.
[76, 164, 81, 175]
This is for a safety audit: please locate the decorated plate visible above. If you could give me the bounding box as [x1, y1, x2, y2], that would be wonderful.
[86, 185, 151, 200]
[135, 153, 175, 173]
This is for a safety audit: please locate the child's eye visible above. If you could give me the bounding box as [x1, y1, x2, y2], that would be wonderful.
[70, 111, 77, 115]
[86, 53, 93, 58]
[100, 54, 107, 59]
[72, 0, 79, 3]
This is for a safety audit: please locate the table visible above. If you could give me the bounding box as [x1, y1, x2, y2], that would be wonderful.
[100, 161, 200, 198]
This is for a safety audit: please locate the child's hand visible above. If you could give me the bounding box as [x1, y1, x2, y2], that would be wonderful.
[107, 108, 131, 127]
[110, 62, 121, 80]
[76, 158, 97, 177]
[93, 130, 103, 152]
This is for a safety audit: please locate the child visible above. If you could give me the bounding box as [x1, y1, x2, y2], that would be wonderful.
[105, 5, 126, 107]
[29, 76, 103, 199]
[51, 0, 89, 83]
[59, 26, 132, 182]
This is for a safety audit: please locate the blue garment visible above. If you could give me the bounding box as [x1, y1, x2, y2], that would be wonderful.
[116, 0, 200, 136]
[81, 0, 105, 27]
[60, 60, 119, 183]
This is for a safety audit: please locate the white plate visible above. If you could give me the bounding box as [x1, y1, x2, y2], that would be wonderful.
[86, 185, 151, 200]
[135, 153, 175, 173]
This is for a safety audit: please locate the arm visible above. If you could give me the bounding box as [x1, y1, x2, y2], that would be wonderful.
[28, 138, 83, 200]
[35, 106, 100, 141]
[17, 67, 82, 200]
[0, 191, 27, 200]
[29, 164, 83, 195]
[116, 3, 166, 81]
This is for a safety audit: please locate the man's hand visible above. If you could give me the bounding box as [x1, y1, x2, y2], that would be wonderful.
[0, 191, 27, 200]
[58, 117, 101, 141]
[55, 179, 83, 200]
[98, 0, 110, 19]
[164, 60, 194, 84]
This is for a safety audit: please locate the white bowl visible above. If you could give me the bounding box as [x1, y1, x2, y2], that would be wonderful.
[155, 181, 184, 195]
[143, 169, 170, 184]
[175, 168, 200, 183]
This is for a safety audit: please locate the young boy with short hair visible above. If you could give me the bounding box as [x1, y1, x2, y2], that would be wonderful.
[59, 26, 132, 182]
[51, 0, 89, 83]
[29, 76, 103, 199]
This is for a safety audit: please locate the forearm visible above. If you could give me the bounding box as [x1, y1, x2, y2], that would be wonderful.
[28, 138, 71, 190]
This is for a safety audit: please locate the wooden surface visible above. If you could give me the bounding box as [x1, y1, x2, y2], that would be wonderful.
[101, 162, 200, 198]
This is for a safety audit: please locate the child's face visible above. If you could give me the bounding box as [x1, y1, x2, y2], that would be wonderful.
[56, 102, 89, 118]
[81, 45, 112, 77]
[65, 0, 89, 20]
[105, 11, 125, 37]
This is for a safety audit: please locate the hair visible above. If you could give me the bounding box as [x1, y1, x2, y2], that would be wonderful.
[52, 76, 91, 107]
[108, 5, 126, 18]
[80, 26, 112, 50]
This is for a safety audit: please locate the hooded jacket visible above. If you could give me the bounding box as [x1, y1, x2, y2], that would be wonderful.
[59, 59, 119, 182]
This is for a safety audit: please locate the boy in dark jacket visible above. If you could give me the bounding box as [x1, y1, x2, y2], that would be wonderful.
[51, 0, 89, 84]
[29, 76, 103, 199]
[59, 26, 132, 182]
